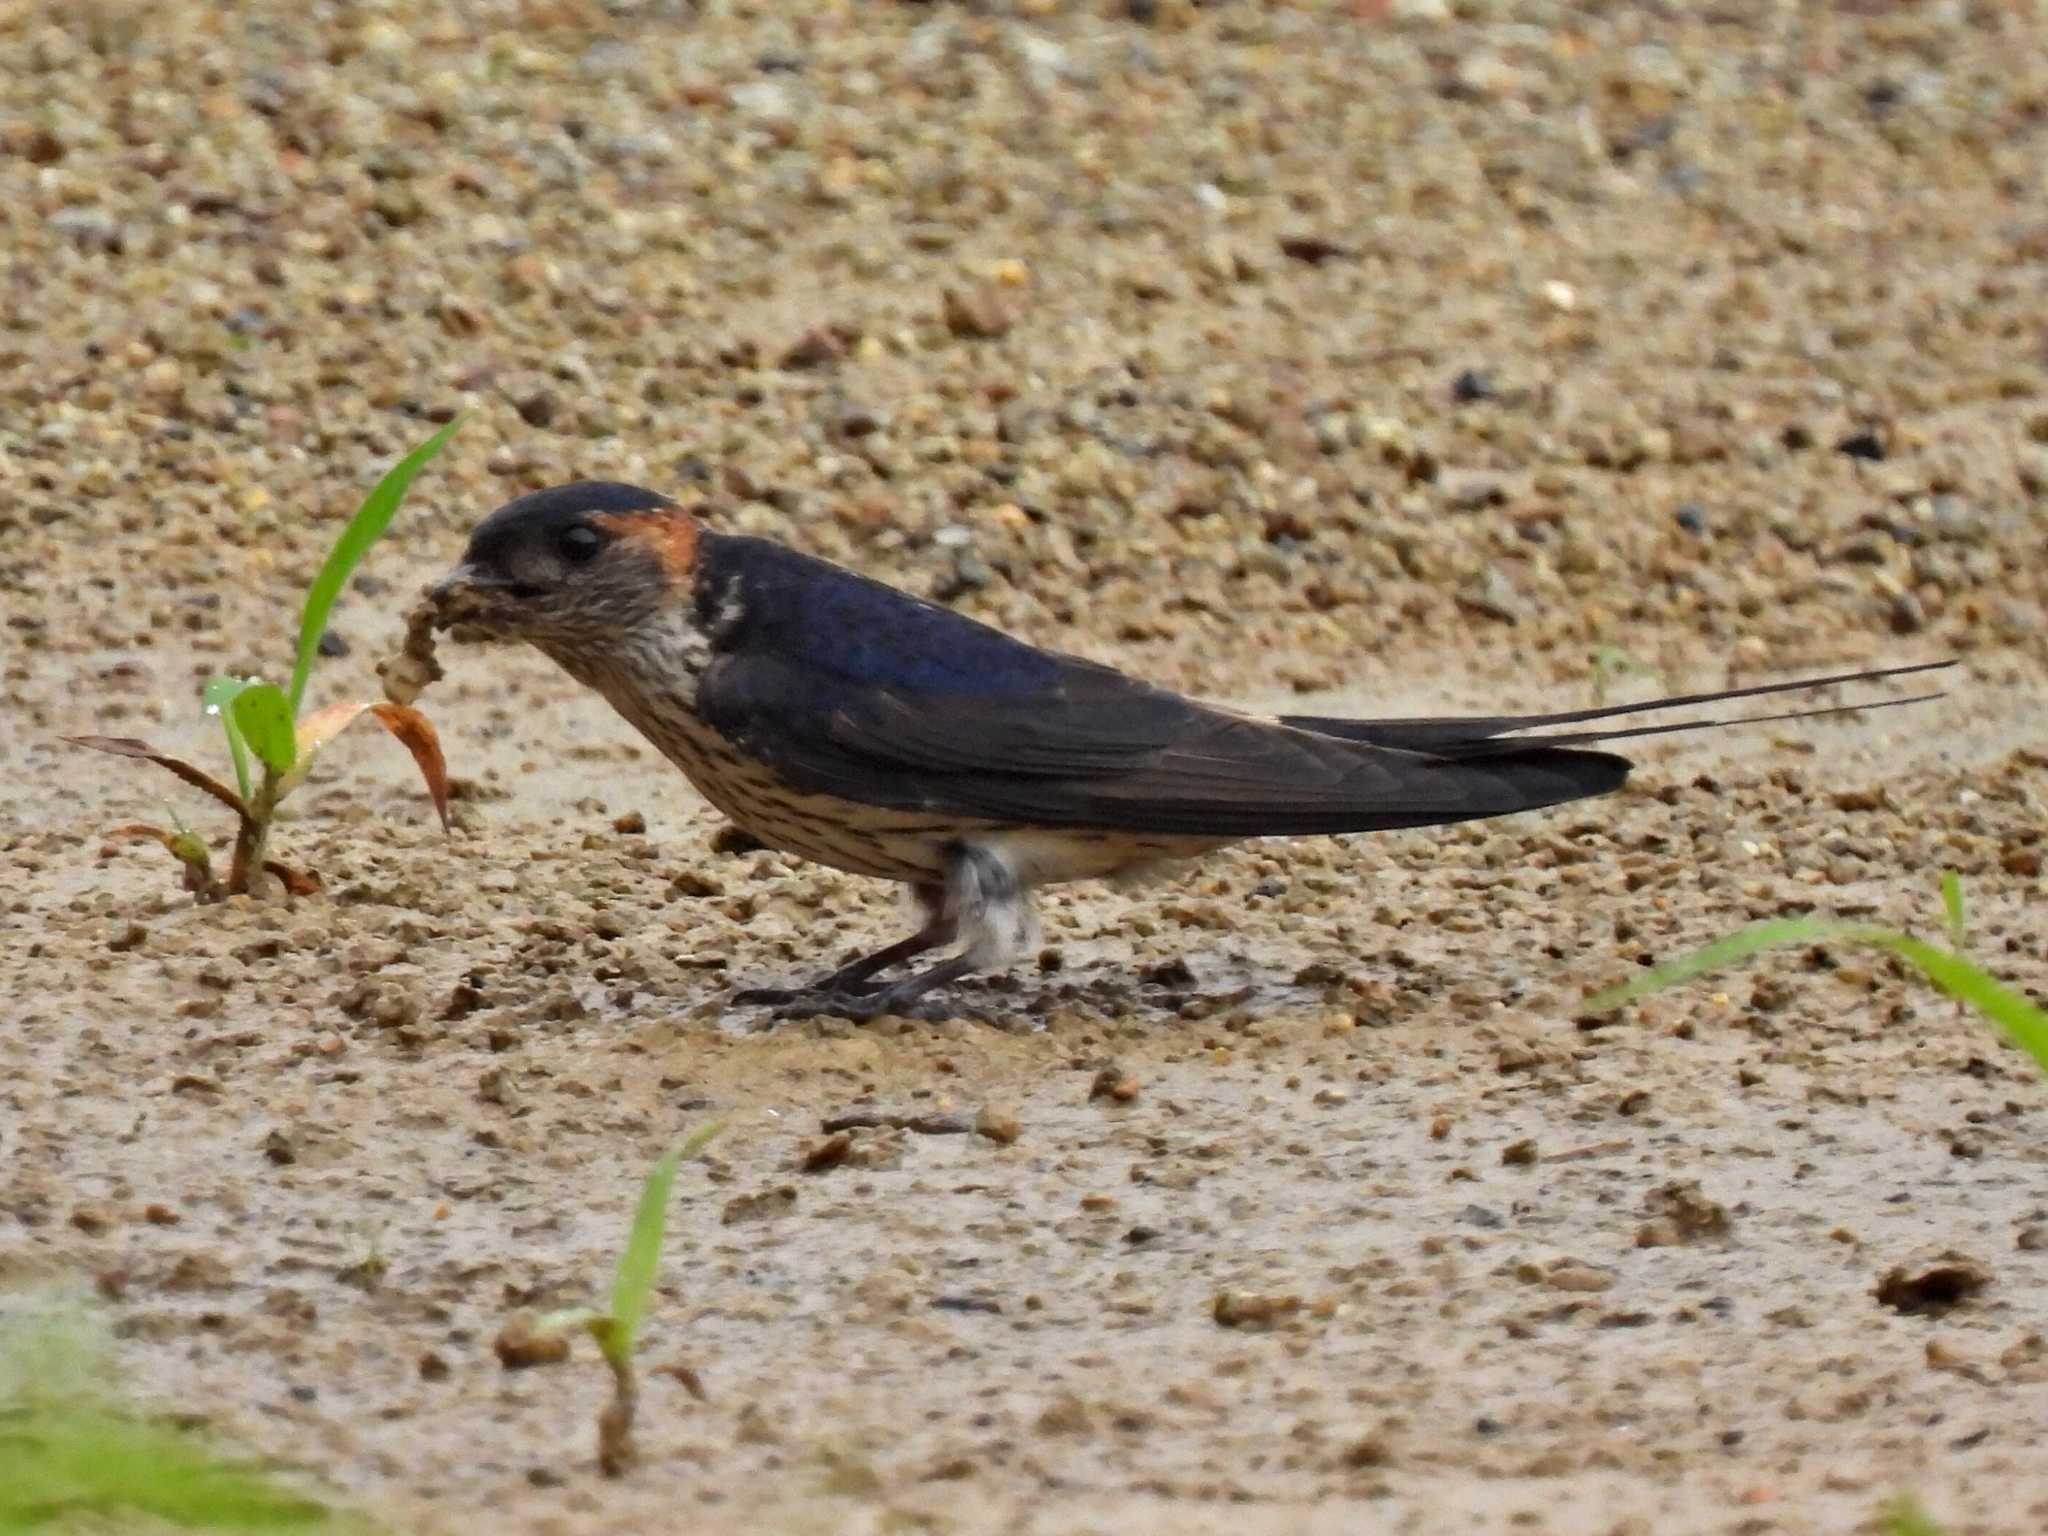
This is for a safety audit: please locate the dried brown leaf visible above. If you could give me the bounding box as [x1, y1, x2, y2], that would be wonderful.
[283, 700, 451, 830]
[66, 736, 248, 821]
[263, 860, 323, 897]
[102, 822, 222, 900]
[105, 823, 175, 845]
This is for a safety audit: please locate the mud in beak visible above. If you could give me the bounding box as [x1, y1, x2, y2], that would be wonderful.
[423, 564, 518, 641]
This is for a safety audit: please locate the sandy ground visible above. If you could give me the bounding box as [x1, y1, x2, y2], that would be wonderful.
[4, 1, 2048, 1533]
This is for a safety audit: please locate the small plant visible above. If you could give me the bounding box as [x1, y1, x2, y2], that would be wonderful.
[68, 422, 462, 898]
[1586, 644, 1663, 706]
[0, 1301, 348, 1532]
[1582, 873, 2048, 1075]
[1592, 882, 2027, 1536]
[536, 1122, 722, 1477]
[337, 1219, 391, 1292]
[1879, 1494, 1947, 1536]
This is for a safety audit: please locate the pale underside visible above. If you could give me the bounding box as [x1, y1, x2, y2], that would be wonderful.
[550, 633, 1232, 975]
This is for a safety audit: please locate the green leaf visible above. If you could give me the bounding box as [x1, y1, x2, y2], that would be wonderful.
[288, 418, 464, 715]
[166, 830, 213, 868]
[606, 1122, 722, 1368]
[1580, 917, 1850, 1013]
[229, 682, 297, 775]
[586, 1316, 623, 1362]
[534, 1306, 605, 1340]
[1580, 910, 2048, 1081]
[0, 1407, 332, 1530]
[1940, 870, 1966, 950]
[1, 1310, 336, 1532]
[1857, 932, 2048, 1077]
[203, 675, 255, 803]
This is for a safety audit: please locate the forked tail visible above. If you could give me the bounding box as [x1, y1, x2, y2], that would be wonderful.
[1281, 660, 1953, 759]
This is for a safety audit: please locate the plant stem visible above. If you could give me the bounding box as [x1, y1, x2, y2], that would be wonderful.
[226, 766, 280, 895]
[596, 1353, 638, 1478]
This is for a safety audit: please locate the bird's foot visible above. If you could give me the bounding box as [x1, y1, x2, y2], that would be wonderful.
[730, 981, 976, 1025]
[778, 990, 903, 1023]
[730, 986, 919, 1023]
[730, 981, 880, 1009]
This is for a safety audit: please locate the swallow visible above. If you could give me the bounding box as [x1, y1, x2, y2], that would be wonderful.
[423, 480, 1951, 1020]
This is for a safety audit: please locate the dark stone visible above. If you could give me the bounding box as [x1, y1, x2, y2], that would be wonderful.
[1450, 368, 1495, 404]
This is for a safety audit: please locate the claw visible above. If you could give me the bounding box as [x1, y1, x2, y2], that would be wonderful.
[732, 940, 979, 1024]
[733, 983, 885, 1018]
[729, 984, 929, 1023]
[775, 993, 896, 1023]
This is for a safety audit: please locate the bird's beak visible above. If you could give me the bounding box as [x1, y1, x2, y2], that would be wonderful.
[423, 563, 514, 638]
[427, 563, 487, 607]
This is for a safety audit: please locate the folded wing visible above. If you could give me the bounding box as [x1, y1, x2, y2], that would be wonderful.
[694, 646, 1627, 837]
[694, 536, 1949, 839]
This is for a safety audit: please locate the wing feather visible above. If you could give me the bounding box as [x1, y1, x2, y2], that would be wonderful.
[1283, 660, 1952, 754]
[697, 649, 1627, 837]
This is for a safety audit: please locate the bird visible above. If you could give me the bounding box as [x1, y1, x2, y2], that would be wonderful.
[423, 479, 1951, 1021]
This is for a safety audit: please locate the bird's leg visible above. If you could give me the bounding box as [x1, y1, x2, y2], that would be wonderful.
[732, 884, 952, 1007]
[757, 846, 1037, 1024]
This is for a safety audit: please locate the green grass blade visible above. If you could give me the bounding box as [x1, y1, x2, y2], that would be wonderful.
[1, 1309, 334, 1532]
[607, 1122, 722, 1365]
[203, 676, 255, 803]
[288, 418, 463, 715]
[1581, 901, 2048, 1077]
[0, 1407, 332, 1529]
[1581, 917, 1850, 1013]
[229, 682, 297, 775]
[534, 1306, 605, 1339]
[1859, 932, 2048, 1075]
[528, 1318, 598, 1343]
[1940, 871, 1966, 950]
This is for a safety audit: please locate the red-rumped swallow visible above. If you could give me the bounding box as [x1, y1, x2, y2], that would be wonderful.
[426, 481, 1951, 1019]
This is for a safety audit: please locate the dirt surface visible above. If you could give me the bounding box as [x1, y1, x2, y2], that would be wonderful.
[4, 2, 2047, 1533]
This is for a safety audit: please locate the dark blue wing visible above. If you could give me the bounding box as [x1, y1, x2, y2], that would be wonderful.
[691, 535, 1631, 837]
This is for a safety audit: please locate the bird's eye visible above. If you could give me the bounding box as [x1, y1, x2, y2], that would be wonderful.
[558, 525, 603, 565]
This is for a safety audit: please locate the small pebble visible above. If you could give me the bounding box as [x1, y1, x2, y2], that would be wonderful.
[974, 1106, 1022, 1145]
[1212, 1291, 1303, 1328]
[493, 1315, 571, 1370]
[1875, 1251, 1991, 1315]
[1088, 1064, 1140, 1102]
[1544, 1260, 1616, 1293]
[1450, 368, 1495, 403]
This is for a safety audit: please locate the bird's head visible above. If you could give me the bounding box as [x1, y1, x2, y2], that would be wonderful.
[427, 481, 700, 649]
